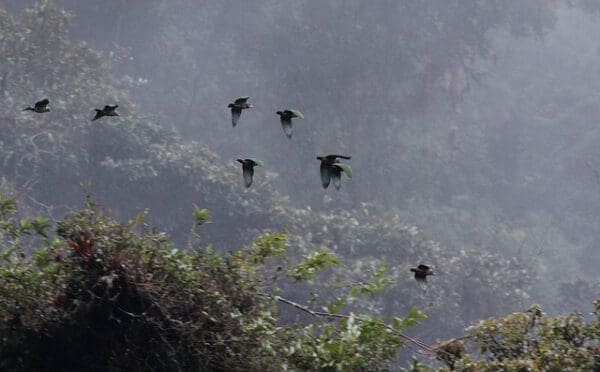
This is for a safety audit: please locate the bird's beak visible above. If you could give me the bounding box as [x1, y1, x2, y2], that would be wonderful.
[248, 104, 253, 108]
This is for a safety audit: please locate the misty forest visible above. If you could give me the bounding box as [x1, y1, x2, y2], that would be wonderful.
[1, 1, 600, 371]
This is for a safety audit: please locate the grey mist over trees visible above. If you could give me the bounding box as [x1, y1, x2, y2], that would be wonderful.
[1, 0, 600, 369]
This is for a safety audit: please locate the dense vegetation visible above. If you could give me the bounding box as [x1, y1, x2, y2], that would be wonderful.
[0, 1, 599, 370]
[444, 303, 600, 370]
[0, 196, 427, 370]
[2, 197, 599, 370]
[2, 200, 599, 370]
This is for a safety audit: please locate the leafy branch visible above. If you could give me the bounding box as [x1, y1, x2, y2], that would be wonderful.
[273, 294, 446, 358]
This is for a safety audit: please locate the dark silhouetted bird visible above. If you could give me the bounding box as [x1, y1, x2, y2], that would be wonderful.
[92, 105, 119, 121]
[228, 97, 252, 127]
[410, 264, 434, 291]
[23, 99, 50, 113]
[316, 155, 351, 189]
[236, 158, 263, 188]
[276, 109, 303, 138]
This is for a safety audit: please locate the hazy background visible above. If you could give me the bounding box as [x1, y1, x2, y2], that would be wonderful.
[2, 0, 600, 364]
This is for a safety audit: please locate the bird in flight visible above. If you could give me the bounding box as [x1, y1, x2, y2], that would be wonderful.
[316, 155, 351, 189]
[276, 109, 304, 138]
[237, 158, 263, 188]
[92, 105, 119, 121]
[23, 98, 50, 113]
[228, 97, 252, 127]
[410, 264, 435, 292]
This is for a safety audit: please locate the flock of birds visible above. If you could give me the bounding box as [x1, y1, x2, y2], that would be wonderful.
[228, 96, 353, 190]
[24, 99, 119, 121]
[23, 96, 435, 290]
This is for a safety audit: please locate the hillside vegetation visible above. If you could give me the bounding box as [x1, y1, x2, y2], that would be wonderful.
[0, 1, 599, 370]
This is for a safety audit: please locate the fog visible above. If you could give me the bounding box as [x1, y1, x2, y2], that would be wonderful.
[2, 0, 600, 365]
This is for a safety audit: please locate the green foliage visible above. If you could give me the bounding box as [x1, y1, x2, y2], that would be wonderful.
[349, 265, 395, 297]
[392, 307, 429, 330]
[1, 198, 284, 370]
[0, 197, 427, 370]
[245, 229, 289, 264]
[438, 302, 600, 371]
[0, 195, 17, 217]
[287, 314, 405, 371]
[192, 203, 211, 226]
[290, 248, 339, 281]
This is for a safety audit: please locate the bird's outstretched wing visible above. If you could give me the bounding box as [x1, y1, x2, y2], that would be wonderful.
[35, 99, 49, 109]
[415, 276, 429, 292]
[331, 166, 342, 190]
[247, 158, 264, 167]
[231, 107, 242, 127]
[320, 162, 332, 189]
[287, 109, 304, 119]
[326, 154, 351, 161]
[242, 165, 254, 188]
[234, 96, 250, 104]
[333, 162, 352, 178]
[92, 110, 102, 121]
[280, 116, 293, 138]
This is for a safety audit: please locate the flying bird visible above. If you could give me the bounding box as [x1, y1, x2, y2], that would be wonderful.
[410, 264, 435, 292]
[92, 105, 119, 121]
[23, 98, 50, 113]
[228, 97, 252, 127]
[316, 155, 351, 189]
[237, 158, 263, 188]
[276, 109, 304, 138]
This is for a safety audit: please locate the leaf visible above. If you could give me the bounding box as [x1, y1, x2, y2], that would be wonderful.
[248, 230, 288, 263]
[135, 209, 149, 223]
[290, 249, 339, 280]
[0, 195, 17, 218]
[31, 213, 51, 238]
[192, 204, 212, 226]
[392, 307, 428, 330]
[349, 265, 394, 297]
